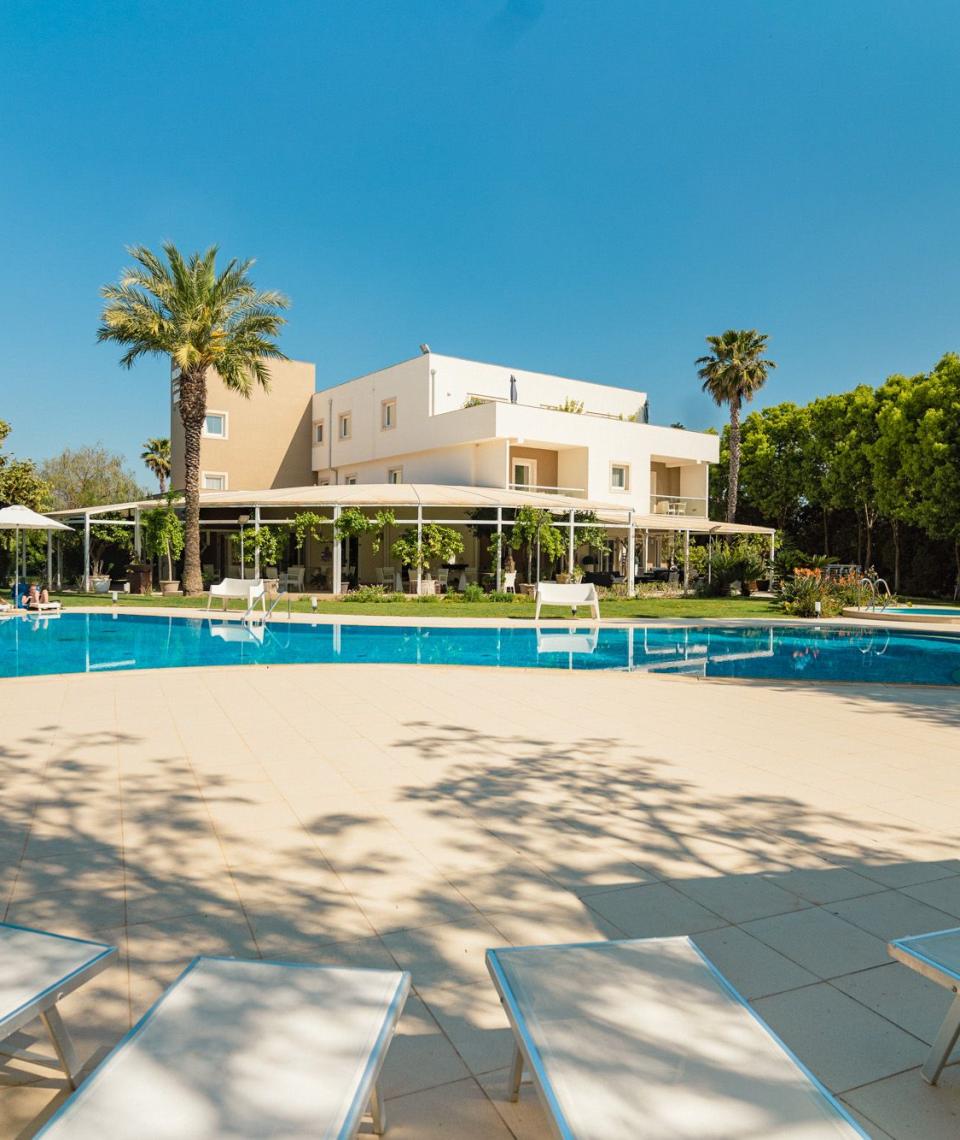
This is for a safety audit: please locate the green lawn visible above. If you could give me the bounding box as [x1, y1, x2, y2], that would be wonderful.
[26, 591, 781, 620]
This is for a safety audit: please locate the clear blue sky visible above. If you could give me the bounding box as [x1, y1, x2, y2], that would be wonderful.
[3, 0, 958, 480]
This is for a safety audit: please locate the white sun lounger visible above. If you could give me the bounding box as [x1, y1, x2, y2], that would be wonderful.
[0, 922, 117, 1088]
[486, 937, 868, 1139]
[26, 600, 62, 613]
[37, 956, 411, 1139]
[889, 925, 960, 1085]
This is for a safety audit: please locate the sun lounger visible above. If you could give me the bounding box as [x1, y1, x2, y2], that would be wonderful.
[889, 925, 960, 1084]
[486, 936, 867, 1138]
[534, 581, 600, 621]
[0, 921, 117, 1088]
[37, 955, 411, 1138]
[26, 600, 61, 613]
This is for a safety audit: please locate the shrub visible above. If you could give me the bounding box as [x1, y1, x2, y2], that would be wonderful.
[488, 590, 523, 602]
[461, 583, 486, 602]
[349, 585, 405, 603]
[777, 569, 874, 617]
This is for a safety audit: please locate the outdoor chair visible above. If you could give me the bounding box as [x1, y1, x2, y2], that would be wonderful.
[206, 577, 266, 613]
[502, 571, 517, 593]
[534, 581, 600, 621]
[889, 926, 960, 1085]
[436, 567, 449, 592]
[36, 956, 411, 1138]
[486, 937, 868, 1138]
[0, 921, 118, 1089]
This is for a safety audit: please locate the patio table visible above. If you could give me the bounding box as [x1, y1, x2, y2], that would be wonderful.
[889, 927, 960, 1084]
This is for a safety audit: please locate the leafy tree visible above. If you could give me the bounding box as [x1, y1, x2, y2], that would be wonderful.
[41, 443, 143, 509]
[88, 521, 133, 578]
[697, 329, 776, 522]
[290, 511, 325, 562]
[230, 525, 287, 571]
[871, 373, 920, 592]
[0, 420, 50, 511]
[98, 243, 289, 594]
[735, 404, 808, 531]
[391, 524, 464, 575]
[141, 496, 184, 582]
[141, 437, 171, 493]
[510, 507, 567, 582]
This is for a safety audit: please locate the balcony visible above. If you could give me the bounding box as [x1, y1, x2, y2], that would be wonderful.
[650, 494, 708, 518]
[508, 482, 586, 498]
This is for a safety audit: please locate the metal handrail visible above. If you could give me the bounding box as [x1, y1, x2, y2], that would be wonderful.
[858, 576, 892, 610]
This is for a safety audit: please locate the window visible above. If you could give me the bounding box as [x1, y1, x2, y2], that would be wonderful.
[381, 398, 397, 430]
[339, 413, 351, 439]
[203, 412, 227, 439]
[387, 467, 403, 484]
[202, 472, 227, 491]
[344, 474, 358, 486]
[610, 463, 630, 491]
[315, 421, 325, 444]
[512, 460, 536, 489]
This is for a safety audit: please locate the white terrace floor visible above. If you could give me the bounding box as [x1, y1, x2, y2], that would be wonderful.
[1, 662, 959, 1138]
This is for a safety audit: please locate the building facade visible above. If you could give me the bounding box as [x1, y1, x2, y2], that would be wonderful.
[310, 353, 717, 516]
[170, 351, 718, 518]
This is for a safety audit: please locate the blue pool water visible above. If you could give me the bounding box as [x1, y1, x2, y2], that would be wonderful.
[884, 606, 960, 618]
[2, 612, 960, 684]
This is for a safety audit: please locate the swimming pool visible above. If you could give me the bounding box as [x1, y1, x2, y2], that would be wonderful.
[885, 606, 960, 617]
[2, 612, 960, 685]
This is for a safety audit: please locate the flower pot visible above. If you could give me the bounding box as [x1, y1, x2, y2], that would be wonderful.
[160, 580, 181, 596]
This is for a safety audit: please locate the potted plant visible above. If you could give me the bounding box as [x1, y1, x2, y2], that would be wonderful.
[141, 498, 184, 595]
[88, 520, 133, 592]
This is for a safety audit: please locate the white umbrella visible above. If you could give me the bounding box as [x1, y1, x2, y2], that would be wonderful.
[0, 505, 72, 598]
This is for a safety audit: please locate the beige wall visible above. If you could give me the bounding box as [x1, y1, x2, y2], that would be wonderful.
[509, 446, 558, 488]
[171, 359, 315, 491]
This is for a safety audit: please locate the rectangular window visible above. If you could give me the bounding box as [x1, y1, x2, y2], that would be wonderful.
[202, 472, 227, 491]
[610, 463, 630, 491]
[512, 460, 536, 489]
[315, 421, 324, 444]
[203, 412, 227, 439]
[339, 413, 351, 439]
[381, 398, 397, 430]
[344, 474, 358, 486]
[387, 467, 402, 484]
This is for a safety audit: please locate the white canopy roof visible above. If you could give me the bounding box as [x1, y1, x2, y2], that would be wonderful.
[47, 483, 773, 534]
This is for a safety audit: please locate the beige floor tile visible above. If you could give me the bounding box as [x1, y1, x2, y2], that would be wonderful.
[382, 917, 508, 990]
[383, 1076, 516, 1139]
[476, 1067, 554, 1139]
[416, 982, 515, 1078]
[764, 865, 888, 905]
[669, 872, 810, 924]
[692, 926, 818, 998]
[900, 876, 960, 920]
[842, 1066, 960, 1140]
[753, 983, 926, 1092]
[832, 962, 956, 1046]
[583, 881, 727, 938]
[827, 890, 958, 942]
[380, 994, 471, 1098]
[742, 907, 890, 979]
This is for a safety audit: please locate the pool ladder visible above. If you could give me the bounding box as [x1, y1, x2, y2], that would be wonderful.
[858, 577, 892, 611]
[244, 589, 291, 626]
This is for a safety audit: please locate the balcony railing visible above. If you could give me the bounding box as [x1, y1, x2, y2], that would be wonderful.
[650, 494, 708, 518]
[509, 482, 587, 497]
[464, 393, 646, 424]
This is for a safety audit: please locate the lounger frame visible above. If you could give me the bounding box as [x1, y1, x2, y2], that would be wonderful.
[889, 925, 960, 1085]
[35, 954, 410, 1139]
[0, 921, 117, 1088]
[487, 936, 869, 1139]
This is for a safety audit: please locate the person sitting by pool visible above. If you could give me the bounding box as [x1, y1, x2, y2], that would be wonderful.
[23, 583, 51, 608]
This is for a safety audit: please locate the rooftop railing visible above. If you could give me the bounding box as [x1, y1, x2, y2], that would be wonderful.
[508, 482, 587, 497]
[462, 393, 646, 424]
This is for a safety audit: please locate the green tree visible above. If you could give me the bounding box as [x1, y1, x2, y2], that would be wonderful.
[41, 443, 143, 509]
[333, 507, 396, 554]
[141, 496, 185, 583]
[0, 421, 50, 511]
[734, 404, 809, 531]
[871, 373, 920, 592]
[391, 524, 464, 576]
[98, 243, 289, 594]
[141, 437, 171, 494]
[697, 329, 776, 522]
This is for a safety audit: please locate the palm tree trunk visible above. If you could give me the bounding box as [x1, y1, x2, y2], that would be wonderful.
[178, 367, 207, 595]
[726, 396, 741, 523]
[159, 474, 167, 494]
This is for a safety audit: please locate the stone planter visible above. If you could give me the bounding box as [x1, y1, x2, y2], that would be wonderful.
[160, 580, 181, 596]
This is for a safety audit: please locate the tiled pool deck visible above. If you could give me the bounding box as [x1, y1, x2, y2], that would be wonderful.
[1, 662, 959, 1137]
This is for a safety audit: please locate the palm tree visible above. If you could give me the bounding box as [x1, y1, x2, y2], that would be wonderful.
[697, 329, 776, 522]
[140, 436, 171, 494]
[98, 244, 288, 593]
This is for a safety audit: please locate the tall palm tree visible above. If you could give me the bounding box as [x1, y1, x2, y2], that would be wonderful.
[98, 244, 288, 593]
[697, 329, 776, 522]
[140, 436, 171, 494]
